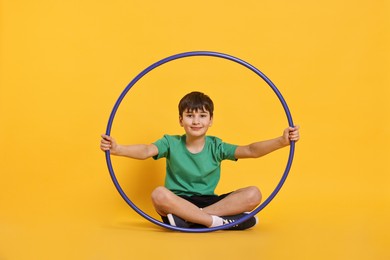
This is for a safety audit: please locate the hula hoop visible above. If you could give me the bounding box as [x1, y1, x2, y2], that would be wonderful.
[105, 51, 295, 232]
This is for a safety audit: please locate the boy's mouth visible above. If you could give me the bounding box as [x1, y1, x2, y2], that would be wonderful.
[190, 127, 202, 131]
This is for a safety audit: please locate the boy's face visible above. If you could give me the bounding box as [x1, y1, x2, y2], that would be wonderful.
[179, 108, 213, 138]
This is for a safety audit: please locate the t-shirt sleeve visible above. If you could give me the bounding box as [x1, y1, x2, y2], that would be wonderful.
[211, 136, 237, 161]
[152, 135, 170, 160]
[221, 142, 238, 161]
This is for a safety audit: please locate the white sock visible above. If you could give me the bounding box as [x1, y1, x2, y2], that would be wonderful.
[210, 215, 224, 227]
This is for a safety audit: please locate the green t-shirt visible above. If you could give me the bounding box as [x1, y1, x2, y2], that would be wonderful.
[153, 135, 237, 196]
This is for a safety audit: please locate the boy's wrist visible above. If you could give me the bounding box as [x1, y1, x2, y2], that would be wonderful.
[279, 136, 290, 147]
[110, 145, 121, 156]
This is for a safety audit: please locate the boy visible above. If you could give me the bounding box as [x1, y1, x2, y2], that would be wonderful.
[100, 91, 300, 230]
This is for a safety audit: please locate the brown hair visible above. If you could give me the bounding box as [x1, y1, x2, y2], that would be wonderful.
[178, 91, 214, 118]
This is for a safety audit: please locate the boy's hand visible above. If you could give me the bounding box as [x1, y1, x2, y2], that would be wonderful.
[283, 125, 300, 145]
[100, 134, 118, 154]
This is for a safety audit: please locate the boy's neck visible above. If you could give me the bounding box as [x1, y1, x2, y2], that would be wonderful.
[185, 135, 206, 153]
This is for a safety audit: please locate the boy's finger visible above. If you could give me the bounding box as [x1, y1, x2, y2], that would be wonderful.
[101, 134, 111, 141]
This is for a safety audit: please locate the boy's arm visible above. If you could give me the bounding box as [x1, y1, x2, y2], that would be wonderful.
[100, 134, 159, 160]
[234, 125, 300, 159]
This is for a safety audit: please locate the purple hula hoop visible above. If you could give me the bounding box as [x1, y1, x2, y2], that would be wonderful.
[105, 51, 295, 232]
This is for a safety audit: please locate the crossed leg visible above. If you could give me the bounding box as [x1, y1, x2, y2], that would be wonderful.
[151, 186, 262, 227]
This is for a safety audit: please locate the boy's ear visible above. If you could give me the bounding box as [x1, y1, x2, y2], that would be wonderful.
[179, 116, 183, 126]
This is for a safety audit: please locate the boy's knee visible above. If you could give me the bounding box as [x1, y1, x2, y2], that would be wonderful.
[151, 186, 171, 206]
[247, 186, 262, 207]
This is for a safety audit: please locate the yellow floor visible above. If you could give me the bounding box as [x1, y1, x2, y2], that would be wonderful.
[1, 159, 389, 260]
[1, 197, 389, 260]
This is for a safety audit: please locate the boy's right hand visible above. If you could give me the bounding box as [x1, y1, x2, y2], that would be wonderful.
[100, 134, 118, 153]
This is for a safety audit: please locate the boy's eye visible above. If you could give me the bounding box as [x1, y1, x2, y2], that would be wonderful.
[183, 112, 209, 119]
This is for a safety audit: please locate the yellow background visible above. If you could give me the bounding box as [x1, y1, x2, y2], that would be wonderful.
[1, 0, 389, 259]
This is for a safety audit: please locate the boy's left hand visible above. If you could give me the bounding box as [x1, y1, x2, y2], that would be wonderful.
[283, 125, 300, 144]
